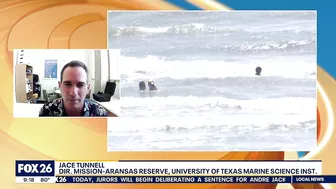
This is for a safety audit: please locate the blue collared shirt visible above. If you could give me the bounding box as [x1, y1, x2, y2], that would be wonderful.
[39, 98, 108, 117]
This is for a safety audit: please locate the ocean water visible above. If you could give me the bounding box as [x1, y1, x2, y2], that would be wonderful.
[107, 11, 317, 151]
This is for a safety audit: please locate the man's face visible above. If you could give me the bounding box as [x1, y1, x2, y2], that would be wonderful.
[59, 66, 90, 110]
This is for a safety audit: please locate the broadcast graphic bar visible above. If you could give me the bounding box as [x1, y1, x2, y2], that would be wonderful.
[15, 160, 333, 184]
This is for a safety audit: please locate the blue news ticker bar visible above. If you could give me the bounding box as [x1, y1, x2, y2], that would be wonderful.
[16, 160, 55, 177]
[55, 176, 292, 183]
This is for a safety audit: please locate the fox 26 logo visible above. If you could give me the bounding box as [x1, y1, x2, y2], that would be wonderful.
[16, 160, 55, 177]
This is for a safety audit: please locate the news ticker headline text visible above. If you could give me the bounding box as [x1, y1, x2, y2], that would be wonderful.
[16, 175, 336, 184]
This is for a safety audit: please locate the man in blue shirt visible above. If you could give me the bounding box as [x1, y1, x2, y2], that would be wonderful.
[39, 60, 108, 117]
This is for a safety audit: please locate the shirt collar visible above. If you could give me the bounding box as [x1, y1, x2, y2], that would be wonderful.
[60, 99, 89, 116]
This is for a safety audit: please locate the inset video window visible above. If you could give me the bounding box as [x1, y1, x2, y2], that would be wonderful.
[13, 49, 121, 117]
[107, 11, 317, 151]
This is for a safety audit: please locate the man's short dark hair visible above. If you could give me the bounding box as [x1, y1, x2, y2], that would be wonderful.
[60, 60, 89, 82]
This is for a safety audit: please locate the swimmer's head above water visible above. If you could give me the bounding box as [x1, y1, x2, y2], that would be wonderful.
[148, 80, 157, 91]
[139, 81, 146, 91]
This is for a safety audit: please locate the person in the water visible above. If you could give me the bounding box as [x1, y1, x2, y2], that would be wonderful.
[148, 80, 158, 91]
[139, 81, 146, 91]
